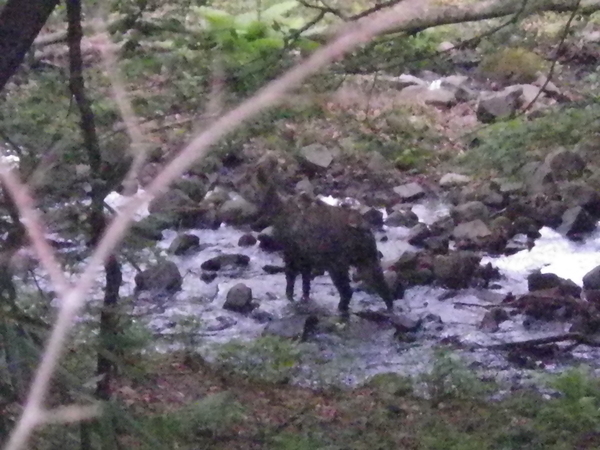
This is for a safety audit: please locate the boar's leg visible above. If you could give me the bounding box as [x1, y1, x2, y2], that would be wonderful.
[328, 266, 353, 315]
[285, 266, 297, 301]
[301, 268, 312, 301]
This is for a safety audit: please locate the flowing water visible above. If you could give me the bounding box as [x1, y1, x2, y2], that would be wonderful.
[38, 193, 600, 389]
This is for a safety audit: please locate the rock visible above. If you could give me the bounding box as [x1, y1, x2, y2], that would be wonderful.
[479, 308, 509, 333]
[130, 216, 168, 241]
[536, 200, 568, 228]
[206, 316, 237, 332]
[399, 84, 457, 107]
[148, 189, 196, 216]
[440, 75, 469, 90]
[135, 261, 182, 293]
[512, 288, 580, 321]
[423, 236, 449, 254]
[362, 208, 384, 228]
[367, 151, 389, 172]
[439, 172, 472, 187]
[250, 309, 274, 324]
[430, 216, 455, 236]
[559, 181, 600, 218]
[384, 270, 406, 300]
[528, 271, 562, 292]
[262, 315, 319, 341]
[168, 234, 201, 255]
[238, 233, 257, 247]
[174, 177, 207, 202]
[389, 314, 422, 333]
[489, 216, 514, 238]
[263, 264, 285, 274]
[223, 283, 255, 314]
[451, 201, 490, 223]
[545, 148, 586, 181]
[393, 182, 425, 201]
[217, 196, 258, 225]
[393, 73, 427, 89]
[200, 271, 218, 283]
[295, 177, 314, 194]
[433, 251, 481, 289]
[407, 223, 431, 246]
[476, 88, 522, 123]
[512, 216, 541, 238]
[452, 219, 492, 241]
[201, 254, 251, 271]
[299, 143, 334, 171]
[557, 206, 596, 238]
[385, 209, 419, 227]
[583, 265, 600, 290]
[497, 180, 525, 195]
[437, 41, 455, 52]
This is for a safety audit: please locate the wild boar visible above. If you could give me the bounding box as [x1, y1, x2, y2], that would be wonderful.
[255, 180, 397, 316]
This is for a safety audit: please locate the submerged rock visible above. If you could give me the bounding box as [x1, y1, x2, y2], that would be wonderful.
[385, 209, 419, 227]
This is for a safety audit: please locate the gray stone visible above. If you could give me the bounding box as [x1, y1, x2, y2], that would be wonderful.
[476, 88, 522, 123]
[557, 206, 596, 238]
[545, 148, 586, 181]
[433, 251, 481, 289]
[201, 254, 251, 271]
[174, 177, 207, 202]
[439, 172, 472, 187]
[453, 219, 492, 241]
[393, 182, 425, 201]
[385, 209, 419, 228]
[583, 265, 600, 290]
[362, 208, 384, 228]
[262, 315, 319, 341]
[217, 196, 258, 225]
[238, 233, 257, 247]
[168, 234, 201, 255]
[135, 261, 182, 293]
[407, 223, 431, 246]
[299, 143, 334, 170]
[223, 283, 255, 314]
[451, 201, 490, 223]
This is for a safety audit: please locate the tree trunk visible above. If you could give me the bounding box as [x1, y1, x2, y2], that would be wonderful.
[66, 1, 123, 448]
[0, 0, 59, 91]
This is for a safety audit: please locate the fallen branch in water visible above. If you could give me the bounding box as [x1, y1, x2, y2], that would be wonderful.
[487, 333, 600, 350]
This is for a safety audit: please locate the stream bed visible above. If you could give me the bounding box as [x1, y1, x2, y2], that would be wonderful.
[43, 194, 600, 390]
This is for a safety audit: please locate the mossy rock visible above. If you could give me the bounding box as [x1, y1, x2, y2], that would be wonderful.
[478, 47, 547, 84]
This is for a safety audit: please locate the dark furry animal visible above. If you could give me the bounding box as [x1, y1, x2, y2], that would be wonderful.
[255, 171, 397, 316]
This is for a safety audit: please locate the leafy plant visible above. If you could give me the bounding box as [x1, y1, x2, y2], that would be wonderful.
[216, 336, 303, 384]
[419, 350, 492, 405]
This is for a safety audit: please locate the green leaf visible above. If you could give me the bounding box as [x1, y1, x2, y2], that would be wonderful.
[195, 6, 236, 30]
[262, 1, 299, 21]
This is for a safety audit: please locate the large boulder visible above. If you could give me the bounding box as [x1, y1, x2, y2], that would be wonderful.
[135, 261, 182, 293]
